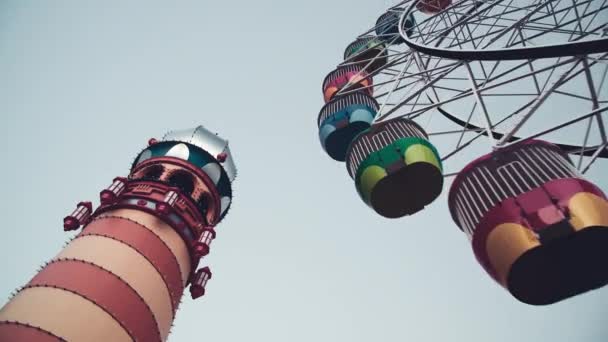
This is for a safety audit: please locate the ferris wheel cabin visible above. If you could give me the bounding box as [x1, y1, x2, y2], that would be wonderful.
[343, 37, 388, 73]
[346, 118, 443, 218]
[416, 0, 452, 14]
[318, 92, 378, 161]
[448, 140, 608, 305]
[375, 10, 416, 42]
[322, 65, 373, 103]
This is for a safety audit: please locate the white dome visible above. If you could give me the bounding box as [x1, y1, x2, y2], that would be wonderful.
[162, 125, 237, 182]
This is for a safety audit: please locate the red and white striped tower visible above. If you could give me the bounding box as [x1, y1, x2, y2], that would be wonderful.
[0, 126, 236, 341]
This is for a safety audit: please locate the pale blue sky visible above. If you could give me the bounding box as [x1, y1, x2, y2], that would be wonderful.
[1, 1, 607, 341]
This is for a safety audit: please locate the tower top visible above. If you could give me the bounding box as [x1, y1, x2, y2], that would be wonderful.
[161, 126, 237, 182]
[131, 125, 236, 222]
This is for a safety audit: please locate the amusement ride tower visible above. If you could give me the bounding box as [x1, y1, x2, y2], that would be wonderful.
[0, 126, 236, 341]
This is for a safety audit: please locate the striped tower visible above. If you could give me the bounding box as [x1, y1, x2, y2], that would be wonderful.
[0, 126, 236, 341]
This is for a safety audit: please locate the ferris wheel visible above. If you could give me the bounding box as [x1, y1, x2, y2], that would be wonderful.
[316, 0, 608, 305]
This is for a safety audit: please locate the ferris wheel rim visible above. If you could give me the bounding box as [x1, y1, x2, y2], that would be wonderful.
[372, 9, 608, 166]
[318, 0, 608, 180]
[402, 39, 608, 61]
[413, 53, 608, 155]
[397, 0, 608, 61]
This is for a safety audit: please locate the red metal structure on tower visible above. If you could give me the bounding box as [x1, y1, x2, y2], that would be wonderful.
[0, 125, 236, 341]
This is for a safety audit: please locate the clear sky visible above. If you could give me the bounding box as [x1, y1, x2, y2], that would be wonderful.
[1, 1, 607, 341]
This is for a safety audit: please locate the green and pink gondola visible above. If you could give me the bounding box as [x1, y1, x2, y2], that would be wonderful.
[346, 118, 443, 218]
